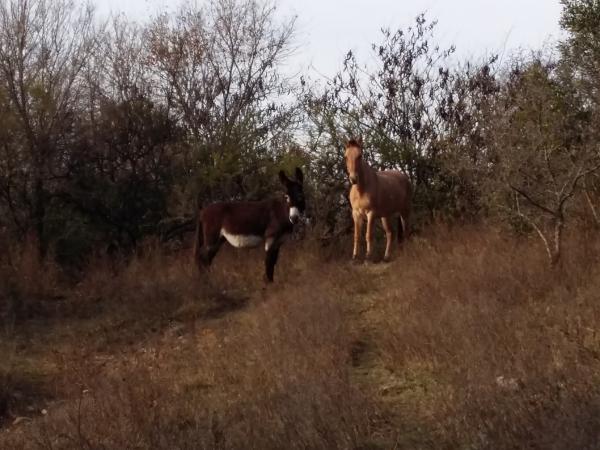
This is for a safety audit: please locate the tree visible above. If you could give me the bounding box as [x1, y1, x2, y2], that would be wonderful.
[58, 17, 182, 250]
[146, 0, 300, 204]
[560, 0, 600, 226]
[302, 15, 498, 233]
[492, 58, 600, 265]
[560, 0, 600, 100]
[0, 0, 98, 255]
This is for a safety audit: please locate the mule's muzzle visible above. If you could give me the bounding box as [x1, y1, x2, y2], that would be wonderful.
[349, 175, 358, 185]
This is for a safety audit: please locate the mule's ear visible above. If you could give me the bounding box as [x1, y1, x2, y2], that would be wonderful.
[279, 170, 290, 186]
[294, 167, 304, 184]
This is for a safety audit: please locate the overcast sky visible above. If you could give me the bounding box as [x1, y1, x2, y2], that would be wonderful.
[95, 0, 564, 77]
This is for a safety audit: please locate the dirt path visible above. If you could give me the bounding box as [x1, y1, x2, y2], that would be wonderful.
[3, 256, 436, 448]
[343, 262, 439, 449]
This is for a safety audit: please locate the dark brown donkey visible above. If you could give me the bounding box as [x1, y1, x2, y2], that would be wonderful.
[345, 140, 411, 261]
[193, 168, 305, 282]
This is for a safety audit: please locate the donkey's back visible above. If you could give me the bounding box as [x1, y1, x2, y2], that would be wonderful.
[200, 200, 278, 241]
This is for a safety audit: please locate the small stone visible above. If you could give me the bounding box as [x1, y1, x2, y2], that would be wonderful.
[495, 376, 519, 390]
[12, 416, 30, 426]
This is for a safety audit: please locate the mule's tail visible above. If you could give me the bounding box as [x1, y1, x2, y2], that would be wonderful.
[398, 211, 410, 244]
[399, 179, 412, 244]
[193, 208, 204, 270]
[398, 216, 406, 243]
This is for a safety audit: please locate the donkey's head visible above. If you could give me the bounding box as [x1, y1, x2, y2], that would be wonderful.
[279, 167, 305, 224]
[345, 139, 363, 185]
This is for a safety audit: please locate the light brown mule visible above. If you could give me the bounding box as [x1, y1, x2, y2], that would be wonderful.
[345, 139, 411, 261]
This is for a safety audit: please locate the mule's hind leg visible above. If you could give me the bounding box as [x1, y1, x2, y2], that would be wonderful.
[381, 217, 393, 262]
[264, 246, 280, 283]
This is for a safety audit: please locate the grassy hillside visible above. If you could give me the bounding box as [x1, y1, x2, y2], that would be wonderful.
[2, 225, 600, 449]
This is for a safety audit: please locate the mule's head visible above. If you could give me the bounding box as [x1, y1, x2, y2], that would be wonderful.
[279, 167, 305, 224]
[345, 139, 363, 185]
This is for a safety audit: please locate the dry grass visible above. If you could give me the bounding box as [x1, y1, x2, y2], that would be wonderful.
[368, 225, 600, 449]
[1, 225, 600, 449]
[0, 240, 373, 449]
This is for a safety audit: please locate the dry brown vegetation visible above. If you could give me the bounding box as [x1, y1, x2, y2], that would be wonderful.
[2, 225, 600, 449]
[2, 0, 600, 447]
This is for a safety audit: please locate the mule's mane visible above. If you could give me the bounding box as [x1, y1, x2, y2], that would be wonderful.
[346, 139, 362, 149]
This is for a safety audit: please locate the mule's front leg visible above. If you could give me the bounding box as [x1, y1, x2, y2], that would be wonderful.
[264, 246, 280, 282]
[352, 210, 363, 260]
[365, 211, 375, 261]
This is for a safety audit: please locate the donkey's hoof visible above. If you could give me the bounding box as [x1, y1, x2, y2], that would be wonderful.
[351, 257, 361, 265]
[383, 256, 392, 263]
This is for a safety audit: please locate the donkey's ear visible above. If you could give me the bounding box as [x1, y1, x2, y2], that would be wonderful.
[279, 170, 290, 185]
[294, 167, 304, 184]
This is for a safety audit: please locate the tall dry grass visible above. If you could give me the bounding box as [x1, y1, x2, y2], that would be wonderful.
[371, 225, 600, 449]
[2, 226, 600, 449]
[1, 240, 375, 449]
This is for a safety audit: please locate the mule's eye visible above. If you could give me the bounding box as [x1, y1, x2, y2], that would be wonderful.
[285, 194, 290, 203]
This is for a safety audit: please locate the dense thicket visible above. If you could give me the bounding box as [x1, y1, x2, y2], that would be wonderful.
[0, 0, 598, 265]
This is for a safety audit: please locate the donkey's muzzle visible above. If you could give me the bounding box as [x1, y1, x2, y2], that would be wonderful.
[349, 175, 358, 185]
[289, 206, 301, 224]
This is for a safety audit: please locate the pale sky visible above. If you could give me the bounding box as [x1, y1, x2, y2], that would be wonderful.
[95, 0, 564, 77]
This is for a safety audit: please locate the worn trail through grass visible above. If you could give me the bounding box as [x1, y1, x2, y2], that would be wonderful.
[4, 227, 600, 449]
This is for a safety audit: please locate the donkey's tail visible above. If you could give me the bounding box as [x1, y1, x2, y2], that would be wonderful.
[193, 208, 204, 270]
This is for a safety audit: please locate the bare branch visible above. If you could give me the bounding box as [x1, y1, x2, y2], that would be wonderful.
[509, 184, 557, 217]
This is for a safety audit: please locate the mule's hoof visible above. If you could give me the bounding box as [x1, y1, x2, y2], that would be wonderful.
[383, 256, 392, 263]
[351, 257, 361, 265]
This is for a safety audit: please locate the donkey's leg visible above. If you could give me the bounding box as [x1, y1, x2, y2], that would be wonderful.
[199, 222, 224, 268]
[194, 219, 206, 271]
[204, 236, 225, 266]
[365, 211, 375, 261]
[381, 217, 393, 262]
[264, 246, 280, 283]
[352, 210, 363, 260]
